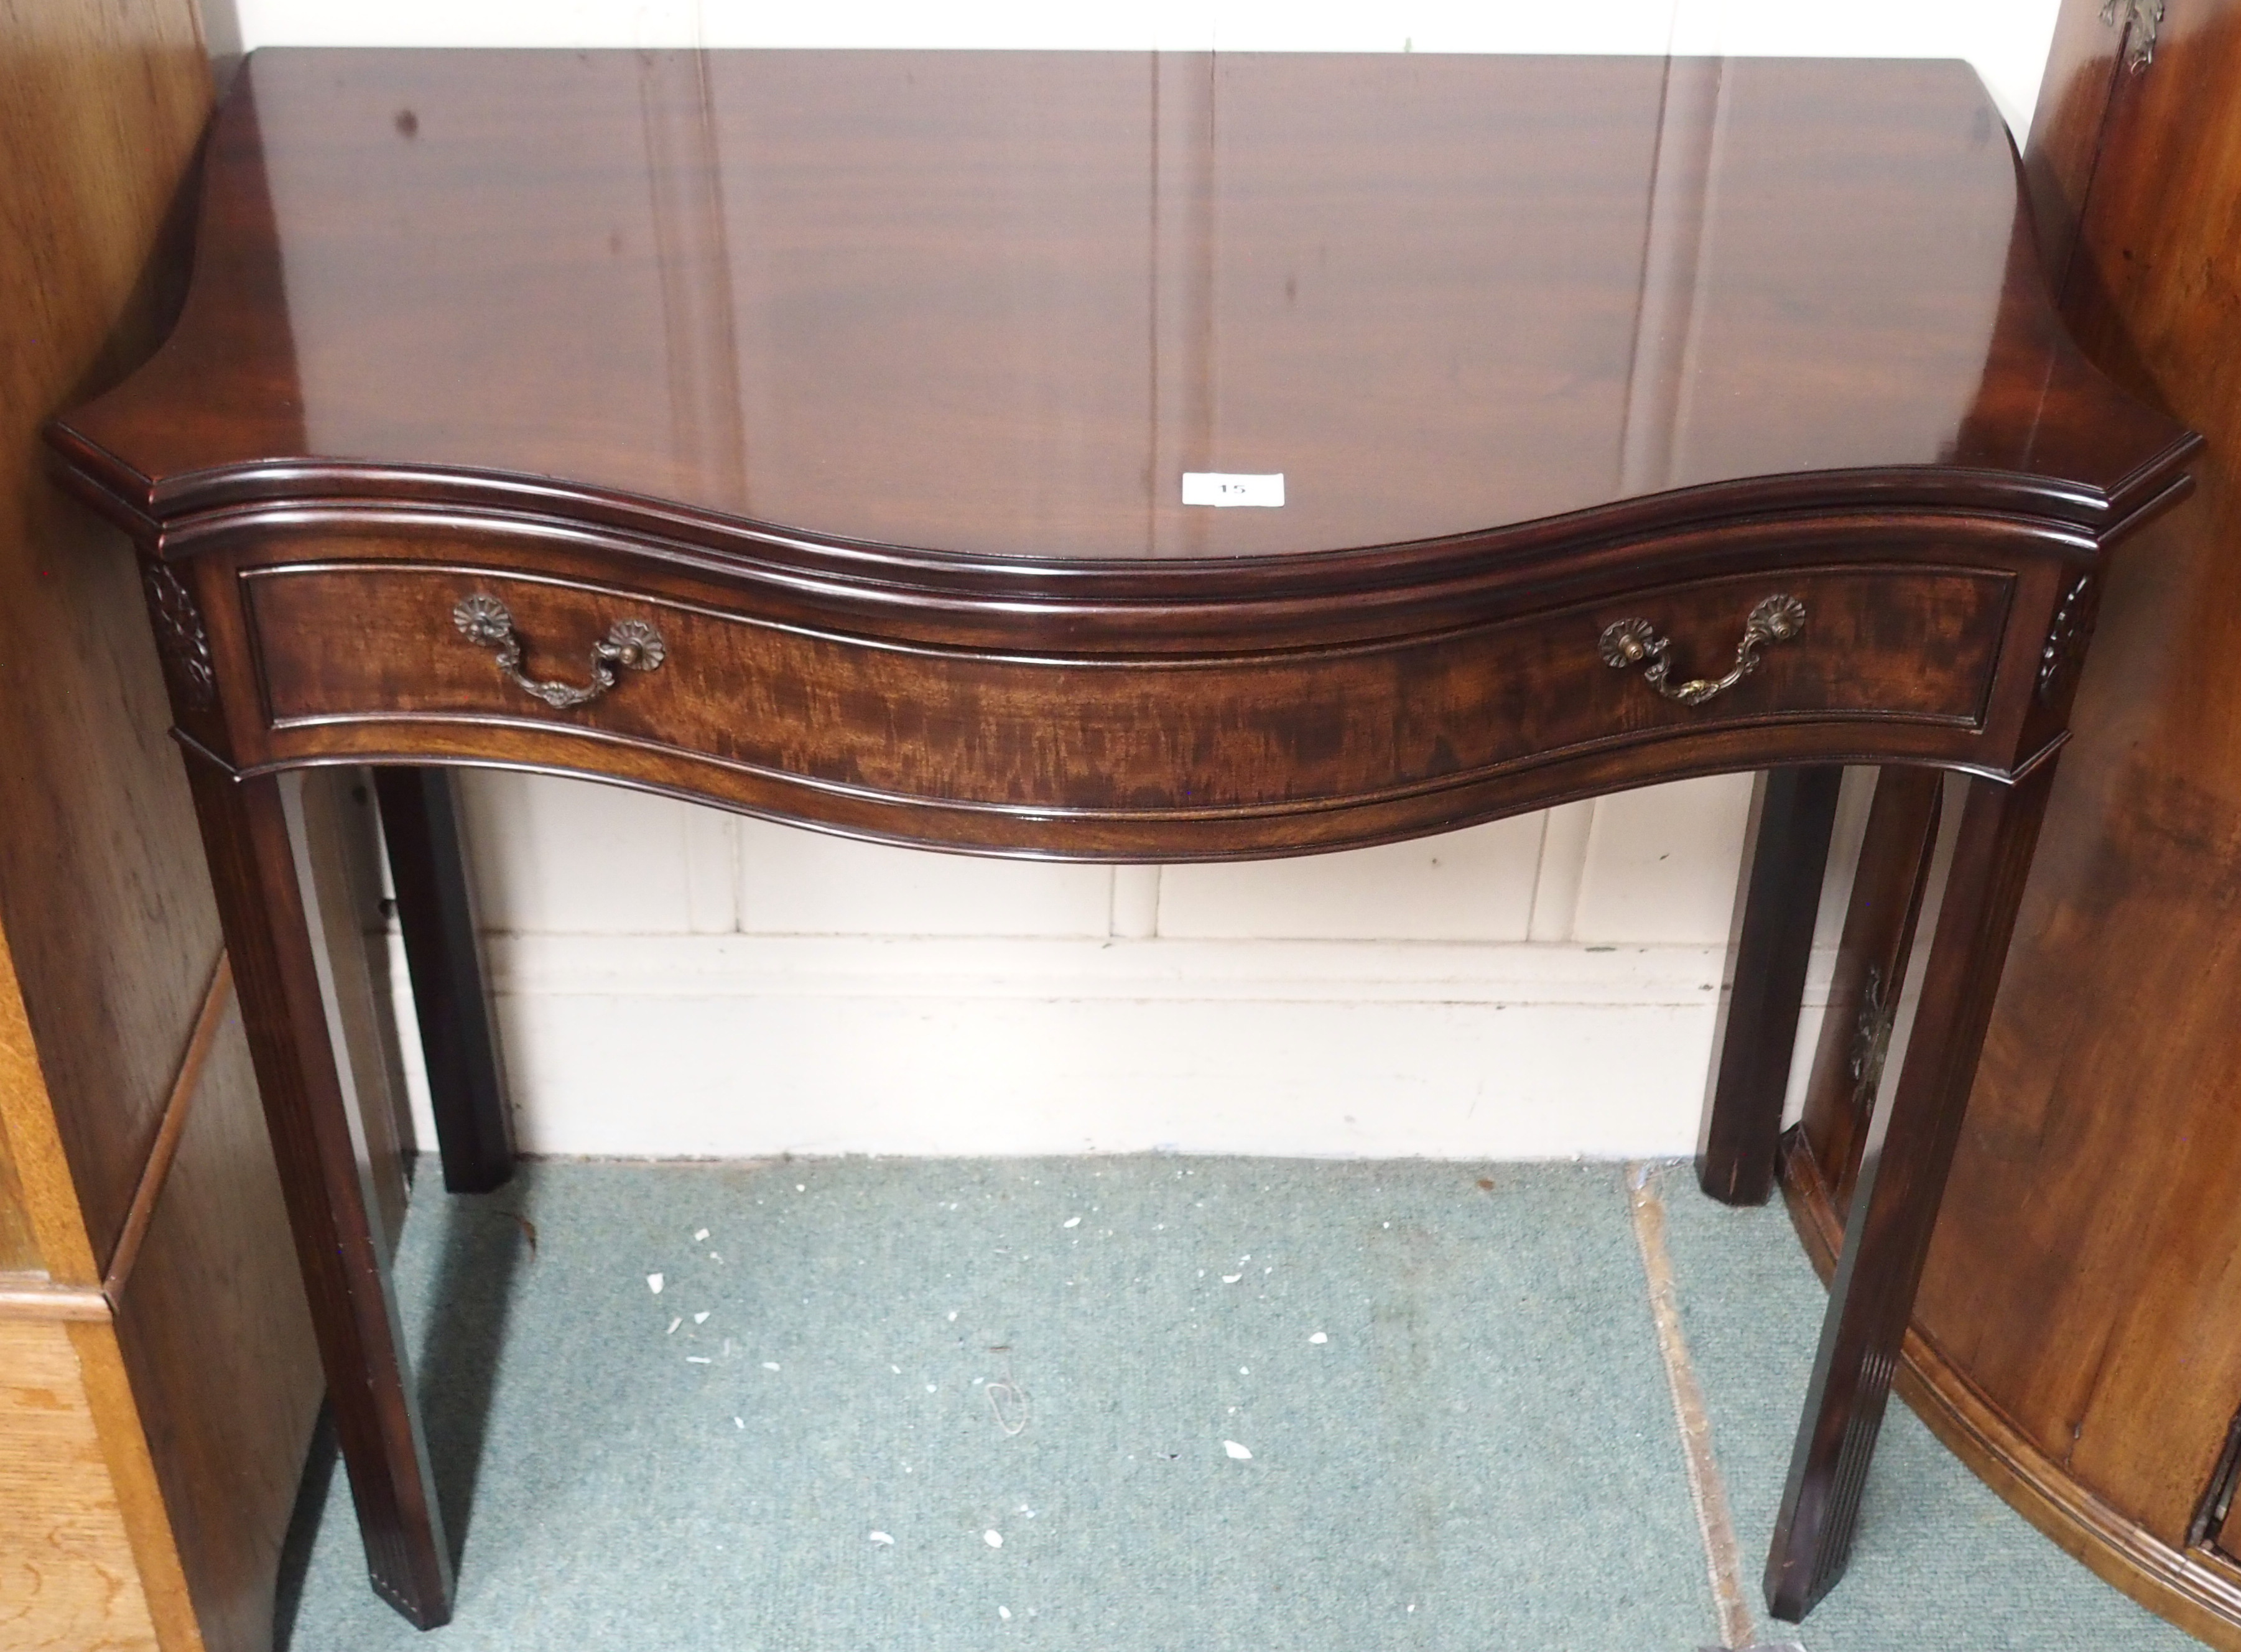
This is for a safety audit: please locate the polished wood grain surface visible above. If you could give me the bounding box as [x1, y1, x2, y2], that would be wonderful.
[1930, 0, 2241, 1621]
[111, 998, 321, 1652]
[2020, 0, 2130, 284]
[1, 4, 327, 1650]
[243, 554, 2013, 839]
[184, 756, 454, 1627]
[1786, 4, 2241, 1643]
[61, 50, 2188, 572]
[0, 0, 223, 1276]
[1768, 763, 2058, 1619]
[46, 47, 2201, 1634]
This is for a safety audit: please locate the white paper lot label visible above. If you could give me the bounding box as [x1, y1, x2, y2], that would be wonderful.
[1181, 471, 1285, 507]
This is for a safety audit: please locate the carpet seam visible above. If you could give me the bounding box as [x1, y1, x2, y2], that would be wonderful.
[1630, 1160, 1761, 1651]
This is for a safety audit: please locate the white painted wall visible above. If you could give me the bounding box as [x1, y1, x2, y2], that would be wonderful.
[221, 1, 2064, 1159]
[223, 0, 2064, 134]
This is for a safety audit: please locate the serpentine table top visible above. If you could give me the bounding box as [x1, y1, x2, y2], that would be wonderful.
[56, 51, 2188, 562]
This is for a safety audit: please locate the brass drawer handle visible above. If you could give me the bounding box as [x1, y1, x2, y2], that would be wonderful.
[1598, 594, 1806, 708]
[452, 593, 666, 709]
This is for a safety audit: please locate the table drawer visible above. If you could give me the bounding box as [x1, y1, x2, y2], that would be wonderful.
[243, 559, 2012, 816]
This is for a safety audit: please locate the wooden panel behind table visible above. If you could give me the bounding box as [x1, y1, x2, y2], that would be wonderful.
[1793, 2, 2241, 1645]
[1945, 0, 2241, 1564]
[0, 947, 60, 1276]
[0, 3, 333, 1651]
[0, 0, 228, 1271]
[2020, 0, 2131, 281]
[110, 1000, 322, 1652]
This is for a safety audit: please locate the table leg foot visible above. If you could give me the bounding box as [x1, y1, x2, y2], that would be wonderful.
[374, 766, 514, 1194]
[187, 758, 457, 1629]
[1763, 764, 2055, 1622]
[1699, 766, 1844, 1206]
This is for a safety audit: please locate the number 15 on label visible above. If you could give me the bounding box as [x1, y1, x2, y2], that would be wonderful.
[1181, 472, 1286, 508]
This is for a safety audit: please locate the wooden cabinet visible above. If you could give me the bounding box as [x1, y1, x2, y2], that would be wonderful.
[1787, 3, 2241, 1645]
[0, 6, 326, 1650]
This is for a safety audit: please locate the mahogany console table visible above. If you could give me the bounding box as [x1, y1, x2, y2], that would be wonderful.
[47, 49, 2196, 1632]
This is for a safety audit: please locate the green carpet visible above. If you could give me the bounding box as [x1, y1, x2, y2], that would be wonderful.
[1650, 1162, 2201, 1652]
[277, 1159, 2203, 1651]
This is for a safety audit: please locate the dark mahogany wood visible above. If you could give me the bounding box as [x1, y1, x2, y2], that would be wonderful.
[372, 769, 513, 1194]
[1766, 763, 2057, 1620]
[1697, 765, 1842, 1205]
[230, 541, 2027, 858]
[52, 51, 2193, 564]
[2021, 0, 2131, 285]
[1786, 6, 2241, 1646]
[180, 753, 453, 1628]
[0, 7, 329, 1650]
[1790, 768, 1947, 1207]
[44, 48, 2199, 1633]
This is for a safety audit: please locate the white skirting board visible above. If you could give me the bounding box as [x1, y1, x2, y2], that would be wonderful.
[386, 935, 1834, 1161]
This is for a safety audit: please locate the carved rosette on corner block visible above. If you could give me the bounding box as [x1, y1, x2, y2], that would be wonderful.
[141, 561, 215, 710]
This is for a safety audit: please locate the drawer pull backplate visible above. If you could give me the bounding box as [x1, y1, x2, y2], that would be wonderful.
[1598, 594, 1806, 708]
[452, 592, 666, 710]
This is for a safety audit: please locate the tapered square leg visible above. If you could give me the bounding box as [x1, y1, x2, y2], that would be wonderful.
[1764, 762, 2056, 1622]
[1699, 766, 1844, 1205]
[374, 767, 514, 1194]
[185, 756, 455, 1629]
